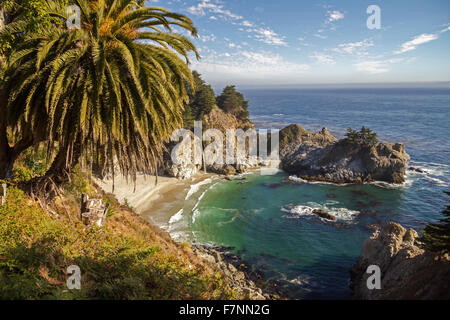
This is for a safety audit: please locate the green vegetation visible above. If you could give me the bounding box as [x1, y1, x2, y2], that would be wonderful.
[0, 0, 199, 190]
[183, 71, 217, 127]
[217, 85, 250, 121]
[345, 126, 379, 147]
[0, 0, 246, 301]
[279, 124, 310, 146]
[418, 192, 450, 254]
[0, 181, 235, 299]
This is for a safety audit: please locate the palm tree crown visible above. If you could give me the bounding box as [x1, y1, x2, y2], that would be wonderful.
[2, 0, 199, 184]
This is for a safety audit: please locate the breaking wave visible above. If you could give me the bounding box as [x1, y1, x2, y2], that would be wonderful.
[168, 208, 183, 224]
[281, 202, 359, 222]
[185, 178, 213, 200]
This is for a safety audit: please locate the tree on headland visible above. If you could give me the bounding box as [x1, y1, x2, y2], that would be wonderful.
[0, 0, 199, 196]
[183, 71, 216, 126]
[417, 191, 450, 254]
[216, 85, 249, 121]
[345, 126, 378, 147]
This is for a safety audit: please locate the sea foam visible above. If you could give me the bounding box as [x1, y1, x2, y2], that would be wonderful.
[185, 178, 213, 200]
[281, 202, 359, 222]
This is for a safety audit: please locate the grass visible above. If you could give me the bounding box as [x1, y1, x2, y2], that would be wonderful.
[0, 168, 238, 299]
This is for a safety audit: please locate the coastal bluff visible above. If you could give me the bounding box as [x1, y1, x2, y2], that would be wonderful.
[279, 124, 410, 184]
[350, 222, 450, 300]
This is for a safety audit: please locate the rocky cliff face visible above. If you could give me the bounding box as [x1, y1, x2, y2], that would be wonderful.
[280, 124, 410, 184]
[164, 108, 258, 180]
[350, 222, 450, 300]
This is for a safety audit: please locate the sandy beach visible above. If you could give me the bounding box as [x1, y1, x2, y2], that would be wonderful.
[96, 172, 218, 228]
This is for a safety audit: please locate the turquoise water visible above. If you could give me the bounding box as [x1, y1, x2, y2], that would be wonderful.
[167, 88, 450, 299]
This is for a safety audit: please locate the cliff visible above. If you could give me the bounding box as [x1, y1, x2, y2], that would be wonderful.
[280, 124, 410, 184]
[350, 222, 450, 300]
[164, 107, 258, 180]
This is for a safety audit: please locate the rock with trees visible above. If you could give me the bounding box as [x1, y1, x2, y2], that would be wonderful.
[183, 71, 217, 128]
[216, 85, 250, 121]
[345, 126, 379, 147]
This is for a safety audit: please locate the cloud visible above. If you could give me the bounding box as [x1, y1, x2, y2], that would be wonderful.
[250, 27, 288, 46]
[440, 24, 450, 33]
[333, 39, 374, 55]
[310, 53, 335, 65]
[199, 34, 217, 42]
[191, 50, 310, 79]
[187, 0, 242, 20]
[354, 58, 409, 74]
[394, 33, 439, 54]
[313, 34, 327, 39]
[241, 20, 253, 28]
[354, 61, 389, 74]
[327, 10, 344, 23]
[187, 1, 287, 47]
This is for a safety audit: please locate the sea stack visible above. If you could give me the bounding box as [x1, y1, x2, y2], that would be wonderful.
[279, 124, 410, 184]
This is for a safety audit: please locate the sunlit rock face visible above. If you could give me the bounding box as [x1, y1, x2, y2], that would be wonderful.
[350, 222, 450, 300]
[279, 124, 410, 184]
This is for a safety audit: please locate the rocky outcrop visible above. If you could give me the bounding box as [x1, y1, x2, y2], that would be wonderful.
[164, 108, 260, 180]
[312, 209, 337, 221]
[350, 222, 450, 300]
[163, 135, 203, 180]
[280, 124, 410, 184]
[192, 245, 283, 300]
[204, 107, 254, 132]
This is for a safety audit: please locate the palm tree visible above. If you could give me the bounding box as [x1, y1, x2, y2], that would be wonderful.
[1, 0, 199, 194]
[1, 0, 52, 180]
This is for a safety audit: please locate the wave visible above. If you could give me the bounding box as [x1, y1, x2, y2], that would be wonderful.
[289, 174, 414, 189]
[370, 180, 408, 189]
[407, 161, 450, 187]
[168, 209, 183, 224]
[288, 175, 351, 186]
[281, 202, 359, 222]
[217, 214, 239, 226]
[192, 209, 201, 224]
[185, 178, 213, 200]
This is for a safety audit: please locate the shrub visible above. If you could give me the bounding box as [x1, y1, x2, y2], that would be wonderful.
[417, 192, 450, 254]
[345, 126, 378, 147]
[0, 187, 234, 299]
[216, 85, 249, 121]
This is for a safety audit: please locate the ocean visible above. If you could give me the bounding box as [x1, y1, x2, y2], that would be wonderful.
[164, 88, 450, 299]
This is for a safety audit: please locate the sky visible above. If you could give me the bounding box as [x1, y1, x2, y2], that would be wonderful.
[149, 0, 450, 88]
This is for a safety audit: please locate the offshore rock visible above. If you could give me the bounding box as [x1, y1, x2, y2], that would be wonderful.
[280, 124, 410, 184]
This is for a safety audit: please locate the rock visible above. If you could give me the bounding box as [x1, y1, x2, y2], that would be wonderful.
[409, 167, 426, 174]
[163, 134, 202, 180]
[280, 124, 410, 184]
[312, 209, 337, 221]
[351, 190, 370, 197]
[326, 193, 337, 199]
[208, 164, 237, 175]
[191, 244, 284, 300]
[350, 222, 450, 300]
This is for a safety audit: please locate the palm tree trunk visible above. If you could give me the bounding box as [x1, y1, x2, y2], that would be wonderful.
[46, 137, 82, 185]
[21, 133, 83, 198]
[0, 6, 35, 179]
[0, 5, 10, 179]
[0, 88, 36, 179]
[0, 89, 13, 179]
